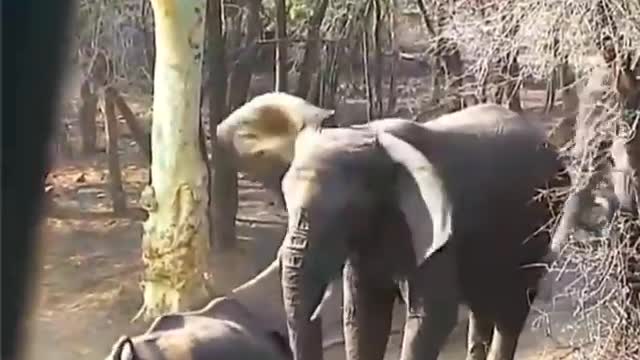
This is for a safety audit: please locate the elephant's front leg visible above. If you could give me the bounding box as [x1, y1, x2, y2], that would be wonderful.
[486, 287, 531, 360]
[466, 310, 494, 360]
[343, 258, 396, 360]
[399, 249, 460, 360]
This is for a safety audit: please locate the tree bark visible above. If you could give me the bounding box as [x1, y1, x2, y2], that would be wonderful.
[138, 0, 211, 321]
[207, 0, 237, 251]
[104, 87, 127, 214]
[501, 51, 522, 112]
[78, 79, 98, 154]
[386, 0, 398, 116]
[140, 0, 156, 81]
[371, 0, 384, 117]
[112, 90, 151, 162]
[414, 0, 464, 110]
[224, 1, 243, 52]
[295, 0, 329, 98]
[274, 0, 288, 92]
[55, 120, 73, 159]
[227, 0, 261, 110]
[543, 33, 559, 113]
[363, 27, 373, 122]
[495, 5, 522, 112]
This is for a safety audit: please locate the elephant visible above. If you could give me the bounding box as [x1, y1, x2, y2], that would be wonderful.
[556, 38, 639, 219]
[538, 39, 640, 312]
[216, 92, 336, 203]
[276, 103, 568, 360]
[104, 260, 330, 360]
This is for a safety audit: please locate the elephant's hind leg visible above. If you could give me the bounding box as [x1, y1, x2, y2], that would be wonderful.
[343, 259, 397, 360]
[398, 249, 460, 360]
[466, 310, 494, 360]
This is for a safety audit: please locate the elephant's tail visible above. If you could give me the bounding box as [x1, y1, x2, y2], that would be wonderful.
[106, 335, 137, 360]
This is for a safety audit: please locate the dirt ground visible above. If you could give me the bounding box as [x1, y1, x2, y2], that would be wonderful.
[23, 67, 581, 360]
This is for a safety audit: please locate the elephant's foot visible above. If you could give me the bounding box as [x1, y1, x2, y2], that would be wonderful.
[398, 307, 458, 360]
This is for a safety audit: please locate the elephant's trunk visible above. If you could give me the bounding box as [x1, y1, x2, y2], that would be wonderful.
[547, 189, 589, 258]
[280, 236, 327, 360]
[279, 210, 345, 360]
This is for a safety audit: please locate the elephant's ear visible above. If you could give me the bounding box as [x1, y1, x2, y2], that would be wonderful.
[220, 92, 334, 163]
[377, 132, 453, 266]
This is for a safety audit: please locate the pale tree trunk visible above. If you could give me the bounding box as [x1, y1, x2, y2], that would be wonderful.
[137, 0, 211, 321]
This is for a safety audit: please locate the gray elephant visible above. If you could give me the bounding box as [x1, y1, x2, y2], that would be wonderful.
[277, 103, 567, 360]
[104, 260, 328, 360]
[216, 92, 336, 202]
[560, 40, 639, 218]
[538, 41, 639, 309]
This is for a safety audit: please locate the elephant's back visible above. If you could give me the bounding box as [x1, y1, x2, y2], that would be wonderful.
[423, 103, 546, 138]
[426, 107, 559, 201]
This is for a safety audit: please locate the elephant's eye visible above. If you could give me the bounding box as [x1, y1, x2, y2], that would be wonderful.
[254, 149, 266, 157]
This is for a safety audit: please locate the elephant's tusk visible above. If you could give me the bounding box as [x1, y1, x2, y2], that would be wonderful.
[309, 282, 335, 322]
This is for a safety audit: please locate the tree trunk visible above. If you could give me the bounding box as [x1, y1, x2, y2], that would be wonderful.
[78, 79, 98, 154]
[559, 60, 578, 114]
[274, 0, 288, 92]
[295, 0, 329, 98]
[543, 34, 559, 114]
[224, 1, 243, 52]
[371, 0, 384, 117]
[386, 0, 398, 116]
[227, 0, 261, 110]
[362, 27, 373, 122]
[502, 51, 522, 112]
[220, 0, 261, 256]
[496, 5, 522, 112]
[104, 87, 127, 214]
[138, 0, 211, 321]
[140, 0, 156, 81]
[112, 90, 151, 162]
[207, 0, 237, 250]
[54, 119, 73, 159]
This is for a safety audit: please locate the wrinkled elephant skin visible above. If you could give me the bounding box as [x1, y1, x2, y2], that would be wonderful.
[542, 43, 640, 288]
[104, 297, 290, 360]
[278, 103, 567, 360]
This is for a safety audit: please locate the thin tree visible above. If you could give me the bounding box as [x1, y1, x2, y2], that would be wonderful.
[206, 0, 236, 250]
[295, 0, 329, 98]
[227, 0, 261, 110]
[104, 87, 127, 214]
[136, 0, 212, 320]
[274, 0, 288, 92]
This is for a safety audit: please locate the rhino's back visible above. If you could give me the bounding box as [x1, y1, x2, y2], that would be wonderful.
[132, 317, 287, 360]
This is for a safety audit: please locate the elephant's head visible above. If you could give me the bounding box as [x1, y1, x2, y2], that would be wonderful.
[216, 92, 335, 196]
[277, 122, 453, 360]
[604, 44, 639, 214]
